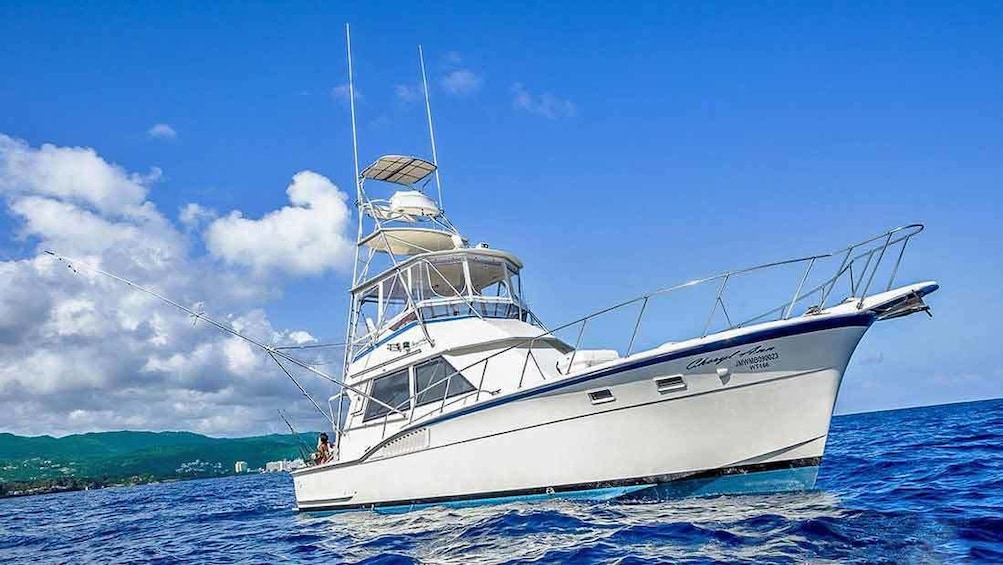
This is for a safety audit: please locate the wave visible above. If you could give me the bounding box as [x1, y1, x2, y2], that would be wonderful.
[1, 398, 1001, 563]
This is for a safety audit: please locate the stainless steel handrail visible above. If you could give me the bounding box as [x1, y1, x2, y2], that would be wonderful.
[389, 224, 925, 433]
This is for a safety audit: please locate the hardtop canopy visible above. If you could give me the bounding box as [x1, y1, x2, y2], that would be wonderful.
[361, 155, 436, 186]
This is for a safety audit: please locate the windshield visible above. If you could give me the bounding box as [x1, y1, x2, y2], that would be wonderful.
[351, 251, 537, 352]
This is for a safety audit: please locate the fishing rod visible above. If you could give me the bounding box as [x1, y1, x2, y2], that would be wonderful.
[277, 409, 314, 463]
[42, 251, 409, 424]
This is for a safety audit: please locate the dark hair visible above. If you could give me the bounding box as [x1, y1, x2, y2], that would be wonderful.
[319, 433, 329, 442]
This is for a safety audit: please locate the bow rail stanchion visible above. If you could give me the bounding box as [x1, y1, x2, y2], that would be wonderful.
[404, 223, 926, 428]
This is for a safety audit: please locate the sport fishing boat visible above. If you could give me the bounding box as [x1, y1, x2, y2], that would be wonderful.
[286, 150, 936, 511]
[285, 30, 939, 512]
[49, 28, 939, 514]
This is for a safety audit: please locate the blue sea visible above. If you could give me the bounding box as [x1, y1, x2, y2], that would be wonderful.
[2, 399, 1001, 564]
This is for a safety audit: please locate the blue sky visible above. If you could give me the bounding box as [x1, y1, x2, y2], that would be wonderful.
[0, 2, 1000, 434]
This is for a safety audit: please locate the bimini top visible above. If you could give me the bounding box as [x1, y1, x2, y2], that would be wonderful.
[361, 155, 436, 186]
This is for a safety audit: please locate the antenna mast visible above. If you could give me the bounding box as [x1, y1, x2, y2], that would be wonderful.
[346, 24, 362, 205]
[418, 45, 443, 209]
[341, 24, 363, 441]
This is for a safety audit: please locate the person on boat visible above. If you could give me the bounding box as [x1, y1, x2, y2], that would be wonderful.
[314, 433, 331, 464]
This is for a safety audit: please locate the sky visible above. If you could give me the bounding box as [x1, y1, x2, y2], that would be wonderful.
[0, 2, 1000, 437]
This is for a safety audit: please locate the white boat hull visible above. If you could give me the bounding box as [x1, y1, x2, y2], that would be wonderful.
[293, 312, 872, 512]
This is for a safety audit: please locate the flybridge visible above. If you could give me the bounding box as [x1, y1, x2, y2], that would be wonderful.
[339, 27, 519, 378]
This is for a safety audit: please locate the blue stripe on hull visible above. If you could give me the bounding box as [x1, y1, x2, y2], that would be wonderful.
[301, 465, 820, 515]
[361, 485, 653, 515]
[622, 466, 820, 501]
[414, 312, 873, 430]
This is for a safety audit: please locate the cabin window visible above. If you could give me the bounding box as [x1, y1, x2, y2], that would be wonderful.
[355, 287, 380, 341]
[419, 303, 477, 322]
[363, 368, 412, 422]
[414, 357, 476, 407]
[413, 259, 468, 300]
[379, 274, 410, 326]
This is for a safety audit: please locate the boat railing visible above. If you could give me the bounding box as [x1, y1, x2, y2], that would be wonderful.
[396, 223, 925, 433]
[349, 255, 539, 360]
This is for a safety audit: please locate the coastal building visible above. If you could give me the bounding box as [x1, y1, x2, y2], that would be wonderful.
[234, 461, 247, 474]
[264, 459, 305, 472]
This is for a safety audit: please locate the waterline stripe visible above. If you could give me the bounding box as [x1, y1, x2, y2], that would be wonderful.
[296, 456, 822, 513]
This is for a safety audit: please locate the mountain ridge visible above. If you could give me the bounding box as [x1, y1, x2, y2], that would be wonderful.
[0, 429, 320, 496]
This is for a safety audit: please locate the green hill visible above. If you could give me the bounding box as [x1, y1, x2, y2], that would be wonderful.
[0, 430, 319, 495]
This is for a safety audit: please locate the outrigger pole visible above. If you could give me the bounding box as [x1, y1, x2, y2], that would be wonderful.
[340, 22, 362, 453]
[42, 251, 409, 424]
[418, 44, 443, 209]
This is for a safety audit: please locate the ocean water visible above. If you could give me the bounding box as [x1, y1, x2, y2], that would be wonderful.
[2, 399, 1000, 564]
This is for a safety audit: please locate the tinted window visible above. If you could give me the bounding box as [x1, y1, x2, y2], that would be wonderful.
[363, 369, 412, 422]
[414, 357, 476, 407]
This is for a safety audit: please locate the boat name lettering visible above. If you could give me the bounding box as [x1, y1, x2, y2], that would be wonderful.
[686, 345, 778, 371]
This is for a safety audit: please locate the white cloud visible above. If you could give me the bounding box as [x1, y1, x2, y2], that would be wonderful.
[204, 171, 354, 276]
[442, 69, 483, 96]
[512, 83, 577, 120]
[289, 330, 316, 345]
[147, 123, 177, 140]
[48, 297, 102, 337]
[179, 202, 217, 228]
[0, 134, 341, 437]
[0, 134, 156, 215]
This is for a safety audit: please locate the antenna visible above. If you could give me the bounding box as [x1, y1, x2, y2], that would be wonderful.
[343, 23, 364, 384]
[418, 44, 443, 209]
[346, 23, 362, 204]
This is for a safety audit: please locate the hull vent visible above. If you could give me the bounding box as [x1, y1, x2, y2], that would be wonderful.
[371, 428, 430, 460]
[588, 389, 616, 405]
[655, 375, 687, 393]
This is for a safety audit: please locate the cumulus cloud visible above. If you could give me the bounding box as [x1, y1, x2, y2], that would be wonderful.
[179, 202, 217, 228]
[0, 134, 156, 215]
[0, 134, 343, 437]
[204, 171, 354, 276]
[288, 330, 316, 345]
[441, 69, 483, 96]
[147, 123, 177, 140]
[512, 83, 577, 120]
